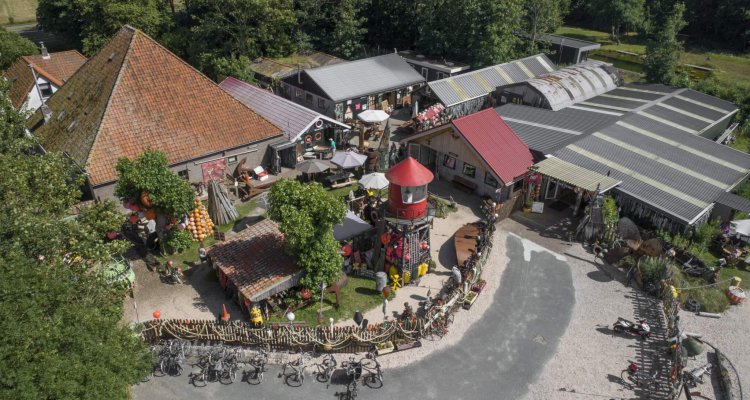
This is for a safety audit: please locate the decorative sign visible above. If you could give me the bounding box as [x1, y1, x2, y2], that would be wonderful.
[532, 201, 544, 213]
[201, 158, 227, 184]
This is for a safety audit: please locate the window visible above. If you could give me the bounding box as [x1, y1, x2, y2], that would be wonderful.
[462, 162, 476, 178]
[484, 172, 498, 188]
[318, 98, 325, 109]
[443, 154, 456, 169]
[512, 179, 524, 192]
[227, 155, 238, 164]
[306, 93, 313, 104]
[402, 185, 427, 204]
[177, 170, 189, 179]
[437, 72, 446, 80]
[38, 82, 53, 98]
[421, 67, 428, 79]
[295, 89, 302, 98]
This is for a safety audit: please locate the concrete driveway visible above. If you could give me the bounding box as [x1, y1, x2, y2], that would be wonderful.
[132, 233, 575, 399]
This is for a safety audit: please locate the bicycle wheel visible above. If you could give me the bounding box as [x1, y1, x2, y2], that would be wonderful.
[363, 371, 383, 389]
[620, 370, 634, 389]
[285, 371, 303, 387]
[191, 370, 207, 387]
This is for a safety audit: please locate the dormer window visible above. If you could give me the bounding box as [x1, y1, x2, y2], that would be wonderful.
[38, 82, 53, 98]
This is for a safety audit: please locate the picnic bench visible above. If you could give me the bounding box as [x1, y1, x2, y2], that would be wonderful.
[326, 172, 355, 188]
[452, 175, 477, 192]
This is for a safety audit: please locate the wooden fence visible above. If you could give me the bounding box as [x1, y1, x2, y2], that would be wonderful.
[138, 216, 494, 354]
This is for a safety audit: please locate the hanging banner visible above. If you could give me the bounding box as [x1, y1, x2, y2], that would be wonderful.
[201, 158, 227, 184]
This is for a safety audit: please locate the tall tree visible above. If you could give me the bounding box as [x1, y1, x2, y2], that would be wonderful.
[644, 2, 687, 85]
[417, 0, 524, 67]
[585, 0, 645, 44]
[296, 0, 367, 59]
[0, 80, 150, 399]
[37, 0, 171, 55]
[363, 0, 420, 51]
[0, 27, 38, 70]
[524, 0, 571, 53]
[268, 179, 346, 292]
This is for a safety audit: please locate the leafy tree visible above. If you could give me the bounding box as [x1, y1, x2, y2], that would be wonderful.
[644, 2, 687, 85]
[0, 27, 38, 70]
[363, 0, 420, 51]
[417, 0, 524, 67]
[187, 0, 297, 75]
[524, 0, 571, 53]
[114, 150, 195, 218]
[0, 255, 151, 400]
[585, 0, 645, 43]
[296, 0, 367, 59]
[268, 179, 346, 292]
[0, 74, 149, 400]
[212, 55, 255, 82]
[37, 0, 171, 55]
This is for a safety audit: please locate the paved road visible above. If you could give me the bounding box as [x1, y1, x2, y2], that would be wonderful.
[132, 234, 574, 399]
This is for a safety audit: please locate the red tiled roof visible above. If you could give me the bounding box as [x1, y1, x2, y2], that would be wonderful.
[207, 219, 302, 302]
[3, 50, 87, 109]
[29, 26, 283, 186]
[451, 109, 533, 184]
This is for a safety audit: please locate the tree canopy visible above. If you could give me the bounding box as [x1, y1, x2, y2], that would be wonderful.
[0, 79, 149, 399]
[523, 0, 571, 52]
[0, 27, 38, 70]
[585, 0, 645, 43]
[644, 2, 687, 86]
[268, 179, 346, 292]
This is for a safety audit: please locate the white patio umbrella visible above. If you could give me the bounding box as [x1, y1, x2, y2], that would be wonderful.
[357, 109, 390, 123]
[331, 150, 367, 169]
[358, 172, 389, 190]
[730, 219, 750, 239]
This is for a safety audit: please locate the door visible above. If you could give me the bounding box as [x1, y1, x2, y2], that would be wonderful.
[408, 143, 421, 160]
[545, 179, 558, 199]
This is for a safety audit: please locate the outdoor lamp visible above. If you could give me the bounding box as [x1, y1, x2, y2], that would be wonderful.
[286, 312, 295, 327]
[353, 310, 364, 328]
[329, 317, 334, 332]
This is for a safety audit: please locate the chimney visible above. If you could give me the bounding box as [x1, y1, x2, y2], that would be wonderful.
[297, 63, 302, 85]
[40, 42, 50, 60]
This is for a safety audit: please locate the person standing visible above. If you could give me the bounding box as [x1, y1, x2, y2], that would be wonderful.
[329, 137, 336, 155]
[199, 246, 207, 264]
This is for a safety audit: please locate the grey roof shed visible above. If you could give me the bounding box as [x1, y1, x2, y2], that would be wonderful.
[304, 53, 425, 102]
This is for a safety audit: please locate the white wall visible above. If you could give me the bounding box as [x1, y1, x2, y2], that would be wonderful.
[22, 76, 59, 113]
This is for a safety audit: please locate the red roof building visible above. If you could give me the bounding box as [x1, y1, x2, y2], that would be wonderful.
[397, 108, 533, 201]
[27, 26, 283, 201]
[3, 49, 87, 111]
[208, 219, 302, 305]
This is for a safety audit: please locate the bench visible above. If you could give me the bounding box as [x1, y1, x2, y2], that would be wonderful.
[452, 175, 477, 192]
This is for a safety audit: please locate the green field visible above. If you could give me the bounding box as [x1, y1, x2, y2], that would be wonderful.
[0, 0, 37, 25]
[556, 26, 750, 86]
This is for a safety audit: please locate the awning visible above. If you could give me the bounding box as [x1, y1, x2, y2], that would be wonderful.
[532, 157, 621, 192]
[716, 192, 750, 213]
[334, 211, 374, 241]
[248, 270, 304, 302]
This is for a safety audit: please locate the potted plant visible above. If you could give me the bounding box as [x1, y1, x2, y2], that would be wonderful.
[375, 340, 395, 355]
[523, 197, 533, 213]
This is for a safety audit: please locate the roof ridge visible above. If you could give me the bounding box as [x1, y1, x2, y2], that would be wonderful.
[430, 53, 549, 85]
[223, 76, 320, 117]
[126, 31, 283, 136]
[26, 62, 64, 86]
[83, 27, 136, 170]
[305, 53, 396, 74]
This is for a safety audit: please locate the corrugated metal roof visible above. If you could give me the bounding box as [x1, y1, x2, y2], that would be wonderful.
[522, 60, 620, 110]
[716, 192, 750, 213]
[304, 53, 425, 102]
[533, 157, 620, 192]
[495, 104, 619, 154]
[428, 54, 556, 107]
[249, 52, 345, 79]
[538, 34, 601, 50]
[451, 109, 534, 183]
[219, 77, 348, 141]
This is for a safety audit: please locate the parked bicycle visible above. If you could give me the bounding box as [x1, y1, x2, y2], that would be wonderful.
[620, 362, 661, 391]
[315, 353, 337, 383]
[360, 350, 383, 389]
[246, 346, 269, 384]
[279, 352, 309, 387]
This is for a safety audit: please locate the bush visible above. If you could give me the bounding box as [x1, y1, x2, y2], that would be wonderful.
[165, 229, 193, 254]
[640, 256, 669, 285]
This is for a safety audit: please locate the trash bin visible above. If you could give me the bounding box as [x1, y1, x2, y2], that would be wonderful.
[375, 271, 388, 292]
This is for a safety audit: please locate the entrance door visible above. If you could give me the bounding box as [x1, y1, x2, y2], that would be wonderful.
[545, 179, 559, 199]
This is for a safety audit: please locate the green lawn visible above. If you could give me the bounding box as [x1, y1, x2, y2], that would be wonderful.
[555, 26, 750, 87]
[0, 0, 37, 25]
[265, 275, 390, 325]
[157, 199, 258, 268]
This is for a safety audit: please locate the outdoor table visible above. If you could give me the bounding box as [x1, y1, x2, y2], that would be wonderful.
[325, 172, 355, 187]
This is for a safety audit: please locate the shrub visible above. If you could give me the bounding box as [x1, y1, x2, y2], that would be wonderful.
[165, 229, 193, 254]
[668, 265, 731, 313]
[640, 256, 669, 285]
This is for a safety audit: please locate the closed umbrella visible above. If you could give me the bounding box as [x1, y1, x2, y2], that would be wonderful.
[359, 172, 389, 190]
[331, 151, 367, 169]
[296, 159, 332, 174]
[357, 109, 390, 123]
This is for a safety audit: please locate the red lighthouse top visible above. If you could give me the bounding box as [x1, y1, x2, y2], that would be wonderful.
[385, 157, 434, 186]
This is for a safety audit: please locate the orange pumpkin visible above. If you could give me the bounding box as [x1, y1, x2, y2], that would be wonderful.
[144, 209, 157, 220]
[140, 191, 152, 208]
